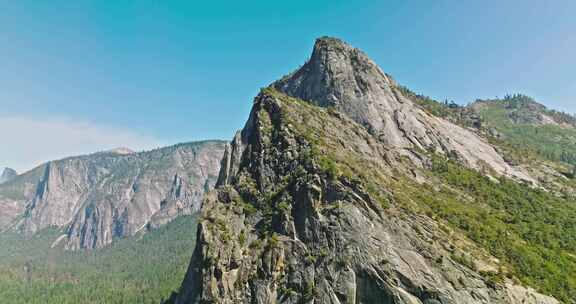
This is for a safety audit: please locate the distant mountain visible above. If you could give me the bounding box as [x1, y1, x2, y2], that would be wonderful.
[469, 95, 576, 166]
[168, 38, 566, 304]
[0, 167, 17, 184]
[471, 94, 576, 128]
[0, 140, 226, 250]
[399, 89, 576, 194]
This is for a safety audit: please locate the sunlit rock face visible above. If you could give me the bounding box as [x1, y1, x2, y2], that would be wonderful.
[274, 37, 532, 183]
[0, 141, 226, 250]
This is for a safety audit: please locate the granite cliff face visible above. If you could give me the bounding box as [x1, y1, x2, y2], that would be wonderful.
[0, 141, 225, 250]
[168, 38, 560, 304]
[274, 37, 532, 183]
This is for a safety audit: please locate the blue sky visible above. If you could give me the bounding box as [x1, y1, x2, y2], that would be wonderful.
[1, 1, 575, 172]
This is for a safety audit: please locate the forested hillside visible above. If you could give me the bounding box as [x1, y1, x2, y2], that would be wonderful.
[0, 215, 198, 304]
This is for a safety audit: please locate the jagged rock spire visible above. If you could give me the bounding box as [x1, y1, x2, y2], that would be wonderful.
[275, 37, 396, 106]
[274, 37, 401, 138]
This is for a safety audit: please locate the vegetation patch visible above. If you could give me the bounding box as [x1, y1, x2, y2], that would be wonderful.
[403, 156, 576, 302]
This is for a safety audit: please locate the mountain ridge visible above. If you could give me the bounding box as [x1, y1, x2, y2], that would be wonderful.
[470, 94, 576, 128]
[0, 140, 226, 250]
[168, 38, 567, 303]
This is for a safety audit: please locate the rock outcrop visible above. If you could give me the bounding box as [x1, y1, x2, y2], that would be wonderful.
[0, 141, 225, 250]
[168, 38, 559, 304]
[0, 167, 17, 184]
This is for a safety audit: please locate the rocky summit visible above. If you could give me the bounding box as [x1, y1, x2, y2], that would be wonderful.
[167, 38, 565, 304]
[0, 141, 225, 250]
[273, 37, 532, 183]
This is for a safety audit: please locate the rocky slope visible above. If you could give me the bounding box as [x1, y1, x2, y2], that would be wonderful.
[0, 167, 17, 184]
[0, 141, 225, 250]
[168, 38, 562, 304]
[397, 89, 576, 196]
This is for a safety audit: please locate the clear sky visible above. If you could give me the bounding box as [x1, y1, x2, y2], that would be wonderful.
[1, 1, 575, 172]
